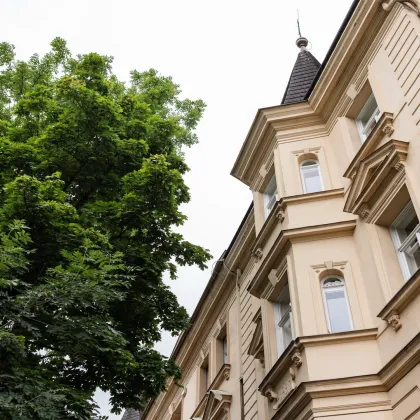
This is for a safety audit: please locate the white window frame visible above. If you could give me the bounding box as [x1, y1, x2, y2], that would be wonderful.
[264, 175, 278, 219]
[322, 277, 354, 334]
[274, 285, 295, 357]
[390, 201, 420, 281]
[356, 93, 380, 142]
[300, 159, 324, 194]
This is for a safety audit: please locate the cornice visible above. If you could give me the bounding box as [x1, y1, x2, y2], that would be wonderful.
[295, 328, 378, 347]
[232, 1, 400, 189]
[248, 220, 357, 298]
[210, 364, 231, 391]
[343, 139, 409, 220]
[250, 190, 346, 258]
[343, 112, 395, 179]
[378, 267, 420, 327]
[260, 329, 420, 420]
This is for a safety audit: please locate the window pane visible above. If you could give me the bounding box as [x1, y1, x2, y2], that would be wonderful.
[302, 166, 322, 193]
[222, 336, 228, 364]
[325, 289, 352, 333]
[357, 94, 378, 126]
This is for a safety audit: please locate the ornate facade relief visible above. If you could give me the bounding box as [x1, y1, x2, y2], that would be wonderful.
[382, 0, 420, 16]
[388, 314, 402, 331]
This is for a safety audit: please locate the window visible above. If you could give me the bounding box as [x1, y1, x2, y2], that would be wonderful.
[322, 277, 353, 333]
[264, 175, 278, 219]
[300, 160, 323, 194]
[390, 201, 420, 281]
[356, 93, 380, 141]
[199, 356, 209, 400]
[222, 335, 228, 365]
[274, 285, 294, 357]
[216, 326, 228, 370]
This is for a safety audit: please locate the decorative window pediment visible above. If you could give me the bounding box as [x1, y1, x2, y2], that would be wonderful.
[344, 139, 409, 223]
[248, 308, 265, 367]
[200, 390, 232, 420]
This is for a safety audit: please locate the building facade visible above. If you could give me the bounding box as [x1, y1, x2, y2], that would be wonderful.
[134, 1, 420, 419]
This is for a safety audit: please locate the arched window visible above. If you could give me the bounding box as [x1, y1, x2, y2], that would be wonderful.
[300, 160, 323, 194]
[322, 277, 353, 333]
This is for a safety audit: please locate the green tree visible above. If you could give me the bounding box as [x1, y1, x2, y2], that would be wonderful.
[0, 38, 211, 418]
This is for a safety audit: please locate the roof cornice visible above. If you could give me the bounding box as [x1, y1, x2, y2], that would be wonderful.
[231, 0, 392, 187]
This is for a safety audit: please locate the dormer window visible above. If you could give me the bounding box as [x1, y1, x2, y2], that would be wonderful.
[264, 175, 278, 219]
[356, 93, 380, 141]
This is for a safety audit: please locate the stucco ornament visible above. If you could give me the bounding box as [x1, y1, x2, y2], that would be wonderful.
[291, 351, 303, 368]
[388, 314, 402, 331]
[265, 388, 278, 403]
[382, 0, 420, 15]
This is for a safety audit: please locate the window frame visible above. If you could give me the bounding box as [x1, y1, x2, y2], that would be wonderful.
[321, 276, 354, 334]
[300, 159, 324, 194]
[356, 93, 380, 142]
[390, 201, 420, 281]
[222, 335, 228, 365]
[274, 285, 295, 357]
[263, 175, 278, 219]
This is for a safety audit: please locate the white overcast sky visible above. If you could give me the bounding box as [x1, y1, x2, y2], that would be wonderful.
[2, 0, 354, 418]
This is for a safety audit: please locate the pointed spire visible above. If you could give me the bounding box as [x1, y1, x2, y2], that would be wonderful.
[281, 18, 321, 105]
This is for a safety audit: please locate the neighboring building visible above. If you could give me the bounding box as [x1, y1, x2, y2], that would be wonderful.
[128, 1, 420, 419]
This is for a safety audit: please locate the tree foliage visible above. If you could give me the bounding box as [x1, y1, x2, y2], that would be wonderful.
[0, 38, 211, 418]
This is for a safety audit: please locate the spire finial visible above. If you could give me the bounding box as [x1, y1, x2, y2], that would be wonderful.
[297, 10, 302, 37]
[296, 10, 308, 50]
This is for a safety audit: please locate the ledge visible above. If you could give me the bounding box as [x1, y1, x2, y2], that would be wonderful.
[251, 189, 345, 255]
[248, 220, 356, 297]
[378, 268, 420, 325]
[259, 341, 296, 395]
[209, 364, 231, 390]
[296, 328, 378, 347]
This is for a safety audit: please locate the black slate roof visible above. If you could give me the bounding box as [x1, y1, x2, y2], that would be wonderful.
[121, 409, 142, 420]
[281, 49, 321, 105]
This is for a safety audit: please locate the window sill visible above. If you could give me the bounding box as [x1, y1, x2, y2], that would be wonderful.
[378, 267, 420, 329]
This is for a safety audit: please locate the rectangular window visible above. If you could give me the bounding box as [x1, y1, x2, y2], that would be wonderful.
[264, 175, 278, 219]
[322, 278, 353, 333]
[222, 335, 228, 365]
[390, 201, 420, 280]
[199, 356, 209, 400]
[356, 93, 380, 141]
[274, 284, 294, 358]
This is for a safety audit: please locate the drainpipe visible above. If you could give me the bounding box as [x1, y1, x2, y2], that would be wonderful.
[236, 268, 245, 420]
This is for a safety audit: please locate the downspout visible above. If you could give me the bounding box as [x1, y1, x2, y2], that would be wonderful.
[236, 268, 245, 420]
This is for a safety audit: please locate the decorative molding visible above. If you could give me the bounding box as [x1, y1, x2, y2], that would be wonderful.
[343, 112, 394, 179]
[382, 0, 420, 16]
[252, 247, 264, 260]
[265, 387, 279, 403]
[344, 139, 409, 222]
[202, 390, 232, 420]
[291, 352, 303, 369]
[208, 364, 231, 391]
[249, 220, 356, 298]
[378, 268, 420, 326]
[388, 314, 402, 331]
